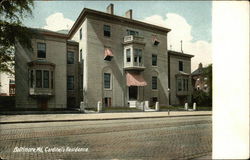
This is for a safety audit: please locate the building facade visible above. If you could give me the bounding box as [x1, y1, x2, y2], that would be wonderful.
[168, 50, 194, 105]
[191, 63, 209, 93]
[15, 4, 193, 109]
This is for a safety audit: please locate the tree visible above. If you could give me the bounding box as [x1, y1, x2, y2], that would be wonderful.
[203, 64, 212, 100]
[192, 64, 212, 106]
[0, 0, 34, 74]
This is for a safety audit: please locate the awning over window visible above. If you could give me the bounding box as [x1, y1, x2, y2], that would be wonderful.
[126, 72, 147, 86]
[152, 37, 160, 45]
[104, 48, 113, 61]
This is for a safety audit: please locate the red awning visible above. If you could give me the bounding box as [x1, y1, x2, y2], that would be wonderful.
[152, 37, 160, 45]
[104, 48, 113, 61]
[126, 72, 147, 86]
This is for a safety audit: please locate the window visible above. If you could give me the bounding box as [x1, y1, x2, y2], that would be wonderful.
[104, 25, 111, 37]
[37, 43, 46, 58]
[127, 29, 139, 36]
[104, 73, 111, 89]
[36, 70, 42, 88]
[43, 71, 49, 88]
[79, 28, 82, 40]
[80, 49, 82, 62]
[67, 76, 74, 90]
[134, 49, 142, 64]
[152, 76, 157, 90]
[51, 71, 54, 89]
[104, 97, 112, 107]
[67, 51, 74, 64]
[126, 48, 131, 62]
[179, 61, 183, 71]
[152, 55, 157, 66]
[177, 79, 182, 91]
[30, 70, 34, 87]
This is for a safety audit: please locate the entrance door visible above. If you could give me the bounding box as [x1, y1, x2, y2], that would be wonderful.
[129, 86, 138, 100]
[38, 99, 48, 110]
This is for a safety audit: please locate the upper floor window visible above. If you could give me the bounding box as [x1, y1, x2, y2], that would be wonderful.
[79, 28, 82, 40]
[179, 61, 183, 71]
[134, 49, 142, 63]
[126, 48, 131, 62]
[67, 51, 74, 64]
[152, 76, 157, 90]
[37, 43, 46, 58]
[152, 54, 157, 66]
[104, 25, 111, 37]
[67, 76, 74, 90]
[104, 73, 111, 89]
[127, 29, 139, 36]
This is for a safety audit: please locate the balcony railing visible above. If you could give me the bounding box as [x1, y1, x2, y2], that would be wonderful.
[124, 61, 145, 71]
[29, 88, 54, 97]
[123, 35, 145, 44]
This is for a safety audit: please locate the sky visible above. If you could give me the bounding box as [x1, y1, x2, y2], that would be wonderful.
[22, 1, 212, 71]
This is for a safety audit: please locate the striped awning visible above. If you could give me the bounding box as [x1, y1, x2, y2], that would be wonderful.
[126, 72, 147, 86]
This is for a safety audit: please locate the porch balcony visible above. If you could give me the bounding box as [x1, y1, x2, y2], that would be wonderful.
[124, 61, 145, 71]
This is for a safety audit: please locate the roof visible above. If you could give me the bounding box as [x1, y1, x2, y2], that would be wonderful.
[191, 67, 204, 76]
[27, 59, 55, 67]
[168, 50, 194, 58]
[31, 28, 68, 39]
[68, 8, 171, 39]
[175, 71, 190, 76]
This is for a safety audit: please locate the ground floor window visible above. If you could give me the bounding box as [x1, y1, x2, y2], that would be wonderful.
[103, 97, 112, 107]
[152, 76, 157, 90]
[29, 69, 53, 89]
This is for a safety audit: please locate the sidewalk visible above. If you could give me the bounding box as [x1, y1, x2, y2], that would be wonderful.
[0, 111, 212, 124]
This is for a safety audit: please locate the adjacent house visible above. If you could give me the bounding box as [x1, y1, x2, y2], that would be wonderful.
[191, 63, 209, 93]
[15, 4, 194, 109]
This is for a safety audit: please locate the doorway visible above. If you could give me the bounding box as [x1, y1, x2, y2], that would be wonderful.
[129, 86, 138, 100]
[38, 99, 48, 110]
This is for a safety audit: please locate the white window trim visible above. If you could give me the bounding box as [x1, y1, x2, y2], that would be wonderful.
[103, 72, 112, 90]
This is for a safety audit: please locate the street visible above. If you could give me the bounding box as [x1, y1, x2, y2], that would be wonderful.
[0, 116, 211, 160]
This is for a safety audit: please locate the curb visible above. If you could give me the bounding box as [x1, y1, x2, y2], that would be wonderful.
[0, 114, 212, 124]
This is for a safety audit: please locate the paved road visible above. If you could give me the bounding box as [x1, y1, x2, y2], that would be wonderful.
[0, 116, 212, 160]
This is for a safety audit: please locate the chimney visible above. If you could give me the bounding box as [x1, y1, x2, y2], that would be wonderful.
[199, 63, 203, 69]
[106, 3, 114, 15]
[125, 9, 133, 19]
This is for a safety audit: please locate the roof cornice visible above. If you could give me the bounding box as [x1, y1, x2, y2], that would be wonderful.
[68, 8, 171, 39]
[168, 50, 194, 58]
